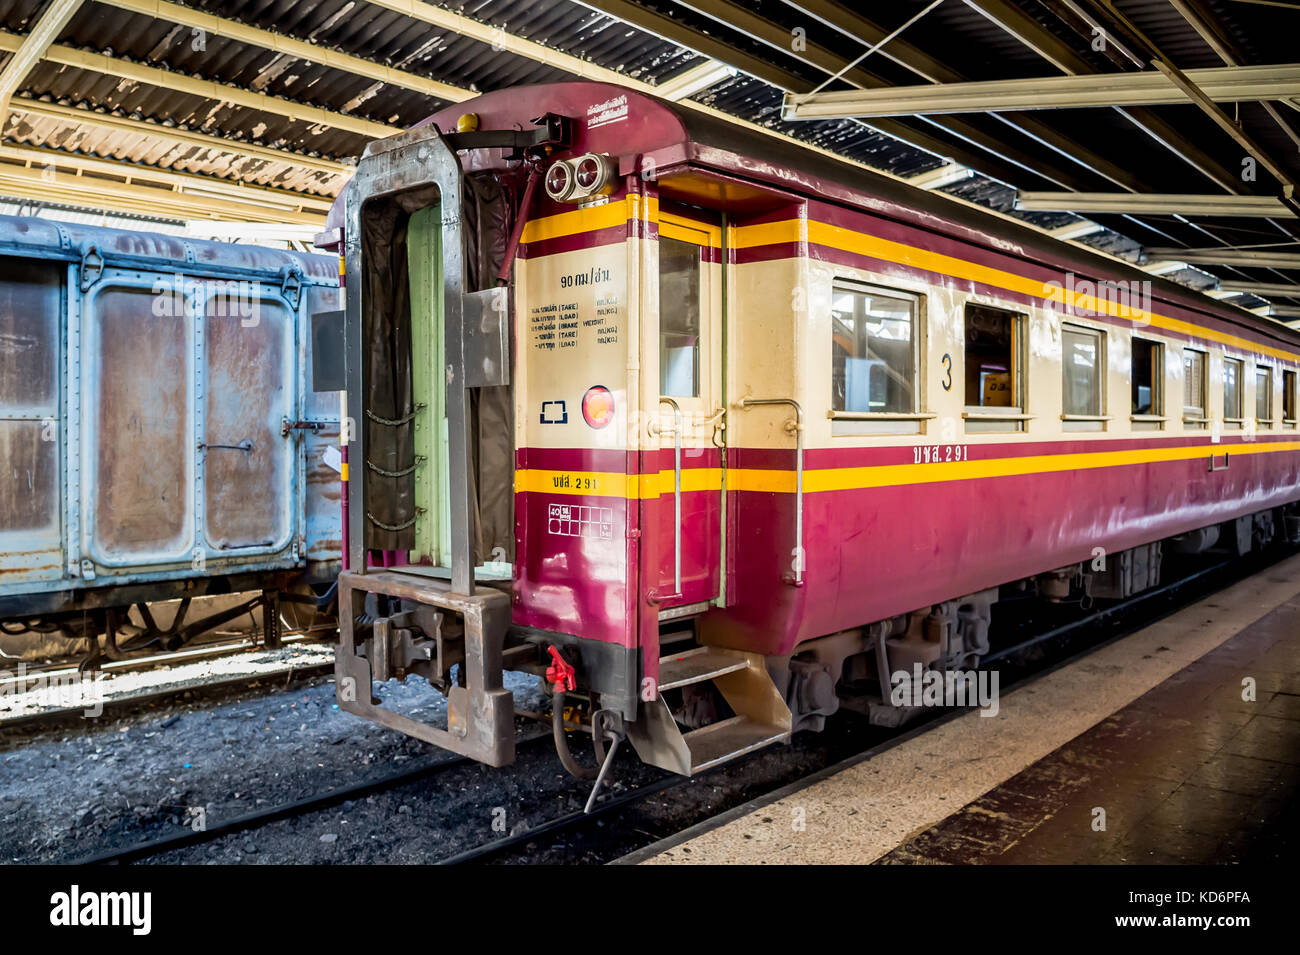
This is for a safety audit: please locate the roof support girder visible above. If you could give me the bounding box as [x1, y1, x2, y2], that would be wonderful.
[1145, 248, 1300, 268]
[0, 162, 324, 224]
[782, 63, 1300, 119]
[1217, 281, 1300, 296]
[0, 30, 397, 139]
[1017, 192, 1294, 217]
[0, 0, 85, 115]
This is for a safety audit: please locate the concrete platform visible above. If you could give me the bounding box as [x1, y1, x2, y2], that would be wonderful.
[627, 554, 1300, 865]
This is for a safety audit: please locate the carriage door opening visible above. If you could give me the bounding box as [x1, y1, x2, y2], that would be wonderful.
[655, 208, 723, 611]
[358, 189, 513, 576]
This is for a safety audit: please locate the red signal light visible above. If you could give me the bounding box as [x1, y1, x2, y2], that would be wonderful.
[545, 161, 574, 201]
[575, 156, 603, 190]
[582, 386, 615, 429]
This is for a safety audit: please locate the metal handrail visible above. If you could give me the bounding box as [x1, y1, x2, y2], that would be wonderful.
[658, 397, 683, 595]
[736, 396, 804, 585]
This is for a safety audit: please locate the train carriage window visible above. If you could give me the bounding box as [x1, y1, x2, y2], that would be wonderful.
[1285, 370, 1297, 426]
[1256, 366, 1274, 427]
[964, 303, 1025, 432]
[1131, 338, 1163, 426]
[1183, 348, 1207, 429]
[1223, 357, 1244, 425]
[831, 284, 918, 415]
[1061, 324, 1105, 430]
[659, 236, 702, 398]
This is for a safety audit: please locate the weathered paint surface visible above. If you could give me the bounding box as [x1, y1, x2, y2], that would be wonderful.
[0, 214, 340, 610]
[0, 259, 61, 584]
[91, 286, 193, 560]
[204, 297, 292, 551]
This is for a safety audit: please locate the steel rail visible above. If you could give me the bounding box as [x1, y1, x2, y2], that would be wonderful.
[437, 773, 685, 865]
[72, 731, 553, 865]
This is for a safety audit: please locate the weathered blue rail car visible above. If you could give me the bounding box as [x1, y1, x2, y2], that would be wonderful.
[0, 214, 341, 655]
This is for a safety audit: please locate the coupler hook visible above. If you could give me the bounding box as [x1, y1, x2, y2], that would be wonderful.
[584, 708, 624, 814]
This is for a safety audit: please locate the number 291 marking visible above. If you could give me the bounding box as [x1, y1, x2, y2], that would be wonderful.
[914, 444, 968, 464]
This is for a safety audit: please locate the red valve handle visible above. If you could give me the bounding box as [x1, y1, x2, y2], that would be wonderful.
[545, 645, 576, 693]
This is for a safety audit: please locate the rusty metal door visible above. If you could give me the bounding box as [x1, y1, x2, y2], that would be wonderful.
[202, 289, 295, 554]
[0, 257, 63, 585]
[83, 272, 300, 573]
[84, 281, 195, 567]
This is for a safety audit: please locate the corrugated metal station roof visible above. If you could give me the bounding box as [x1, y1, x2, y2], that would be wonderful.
[0, 0, 1297, 313]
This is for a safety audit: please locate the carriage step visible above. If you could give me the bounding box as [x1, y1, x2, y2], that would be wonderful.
[626, 646, 793, 776]
[683, 716, 789, 774]
[657, 647, 749, 691]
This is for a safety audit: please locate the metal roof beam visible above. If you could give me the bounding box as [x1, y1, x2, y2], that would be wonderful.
[106, 0, 469, 102]
[1017, 192, 1294, 217]
[574, 0, 1042, 186]
[654, 60, 738, 101]
[783, 0, 1145, 192]
[0, 143, 333, 213]
[907, 163, 975, 190]
[1217, 281, 1300, 296]
[1050, 219, 1105, 240]
[0, 0, 85, 116]
[1145, 248, 1300, 269]
[667, 0, 1093, 187]
[1150, 58, 1300, 218]
[5, 97, 350, 184]
[0, 31, 396, 140]
[0, 161, 324, 224]
[782, 63, 1300, 118]
[1166, 0, 1300, 155]
[957, 0, 1244, 195]
[1142, 260, 1190, 275]
[575, 0, 812, 91]
[365, 0, 691, 91]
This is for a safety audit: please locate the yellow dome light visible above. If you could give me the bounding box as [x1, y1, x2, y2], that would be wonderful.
[456, 113, 480, 133]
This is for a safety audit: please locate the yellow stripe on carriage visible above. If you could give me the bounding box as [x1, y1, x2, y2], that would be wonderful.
[514, 466, 723, 498]
[519, 195, 660, 244]
[516, 440, 1300, 498]
[519, 199, 632, 244]
[517, 196, 723, 248]
[735, 439, 1300, 493]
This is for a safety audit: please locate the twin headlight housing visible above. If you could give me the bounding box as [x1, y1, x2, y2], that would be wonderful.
[544, 153, 615, 203]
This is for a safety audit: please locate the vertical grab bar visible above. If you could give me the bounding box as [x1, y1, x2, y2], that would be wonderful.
[658, 397, 683, 595]
[736, 397, 804, 585]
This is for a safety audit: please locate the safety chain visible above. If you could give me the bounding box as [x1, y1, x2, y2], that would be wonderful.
[365, 403, 426, 427]
[366, 507, 425, 532]
[366, 455, 426, 478]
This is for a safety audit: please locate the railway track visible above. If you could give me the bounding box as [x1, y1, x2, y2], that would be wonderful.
[73, 750, 480, 865]
[0, 634, 337, 730]
[66, 544, 1292, 866]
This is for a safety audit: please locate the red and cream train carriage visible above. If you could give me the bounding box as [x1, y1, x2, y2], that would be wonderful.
[323, 81, 1300, 776]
